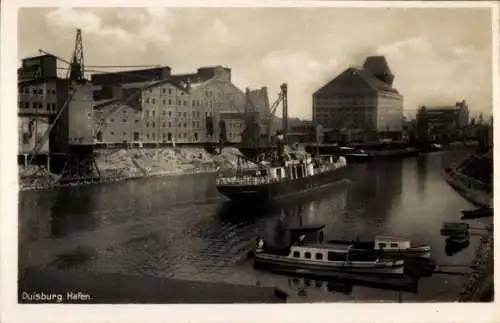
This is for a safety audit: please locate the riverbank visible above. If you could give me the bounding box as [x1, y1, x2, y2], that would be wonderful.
[444, 149, 494, 302]
[456, 229, 494, 302]
[19, 147, 247, 192]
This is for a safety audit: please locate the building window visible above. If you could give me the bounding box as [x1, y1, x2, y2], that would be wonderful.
[152, 133, 156, 139]
[122, 119, 126, 123]
[146, 134, 150, 139]
[152, 110, 156, 117]
[183, 133, 187, 138]
[168, 111, 172, 117]
[192, 121, 196, 127]
[110, 118, 114, 122]
[183, 122, 187, 128]
[46, 103, 51, 111]
[168, 89, 172, 95]
[152, 98, 156, 104]
[167, 133, 172, 141]
[135, 120, 139, 123]
[163, 99, 166, 105]
[304, 252, 311, 259]
[183, 101, 187, 106]
[178, 123, 181, 128]
[168, 99, 172, 105]
[123, 132, 127, 136]
[183, 112, 187, 117]
[194, 132, 198, 141]
[152, 122, 155, 127]
[168, 122, 172, 128]
[25, 102, 29, 109]
[178, 112, 181, 117]
[162, 122, 166, 128]
[162, 88, 166, 94]
[192, 100, 195, 106]
[146, 122, 150, 127]
[315, 253, 323, 260]
[146, 98, 150, 104]
[110, 132, 115, 135]
[162, 110, 166, 116]
[293, 251, 300, 258]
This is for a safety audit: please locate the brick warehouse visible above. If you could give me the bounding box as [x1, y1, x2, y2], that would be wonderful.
[313, 56, 404, 142]
[91, 66, 269, 146]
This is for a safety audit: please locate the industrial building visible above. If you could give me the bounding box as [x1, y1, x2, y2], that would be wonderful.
[416, 100, 470, 142]
[17, 54, 70, 157]
[91, 66, 269, 146]
[313, 56, 404, 142]
[19, 51, 271, 157]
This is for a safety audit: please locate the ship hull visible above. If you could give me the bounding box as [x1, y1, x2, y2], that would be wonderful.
[253, 253, 405, 275]
[216, 167, 349, 202]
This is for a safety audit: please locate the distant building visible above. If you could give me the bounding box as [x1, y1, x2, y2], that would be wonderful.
[313, 56, 403, 142]
[287, 120, 323, 144]
[416, 100, 469, 142]
[243, 87, 272, 146]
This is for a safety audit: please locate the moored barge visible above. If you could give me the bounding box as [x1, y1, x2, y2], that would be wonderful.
[252, 225, 405, 275]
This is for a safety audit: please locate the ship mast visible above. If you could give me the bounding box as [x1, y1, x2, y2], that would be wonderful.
[281, 83, 288, 141]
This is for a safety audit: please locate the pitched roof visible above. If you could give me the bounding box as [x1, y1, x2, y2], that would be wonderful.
[314, 67, 400, 96]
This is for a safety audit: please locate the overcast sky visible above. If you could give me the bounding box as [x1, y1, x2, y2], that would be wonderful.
[18, 7, 493, 120]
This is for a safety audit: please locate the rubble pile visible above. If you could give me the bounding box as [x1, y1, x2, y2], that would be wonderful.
[18, 165, 58, 190]
[19, 147, 249, 191]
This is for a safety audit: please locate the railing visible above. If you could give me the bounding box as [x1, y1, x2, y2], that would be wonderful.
[216, 162, 347, 186]
[216, 176, 280, 186]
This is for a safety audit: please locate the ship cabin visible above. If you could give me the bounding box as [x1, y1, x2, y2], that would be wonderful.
[287, 243, 379, 264]
[373, 236, 411, 251]
[216, 154, 318, 186]
[289, 224, 327, 244]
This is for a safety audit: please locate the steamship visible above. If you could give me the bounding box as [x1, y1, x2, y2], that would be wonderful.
[215, 136, 348, 202]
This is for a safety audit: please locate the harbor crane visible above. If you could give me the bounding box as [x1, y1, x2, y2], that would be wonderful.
[244, 83, 288, 147]
[27, 29, 86, 164]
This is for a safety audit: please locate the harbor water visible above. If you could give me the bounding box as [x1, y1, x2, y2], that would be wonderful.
[19, 148, 489, 302]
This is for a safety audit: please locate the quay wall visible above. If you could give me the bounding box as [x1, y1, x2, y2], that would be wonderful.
[445, 150, 494, 302]
[18, 147, 249, 191]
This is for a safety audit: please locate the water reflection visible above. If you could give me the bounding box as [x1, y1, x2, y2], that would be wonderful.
[445, 238, 470, 256]
[50, 246, 95, 270]
[285, 272, 419, 297]
[416, 155, 429, 197]
[288, 276, 353, 296]
[50, 188, 95, 238]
